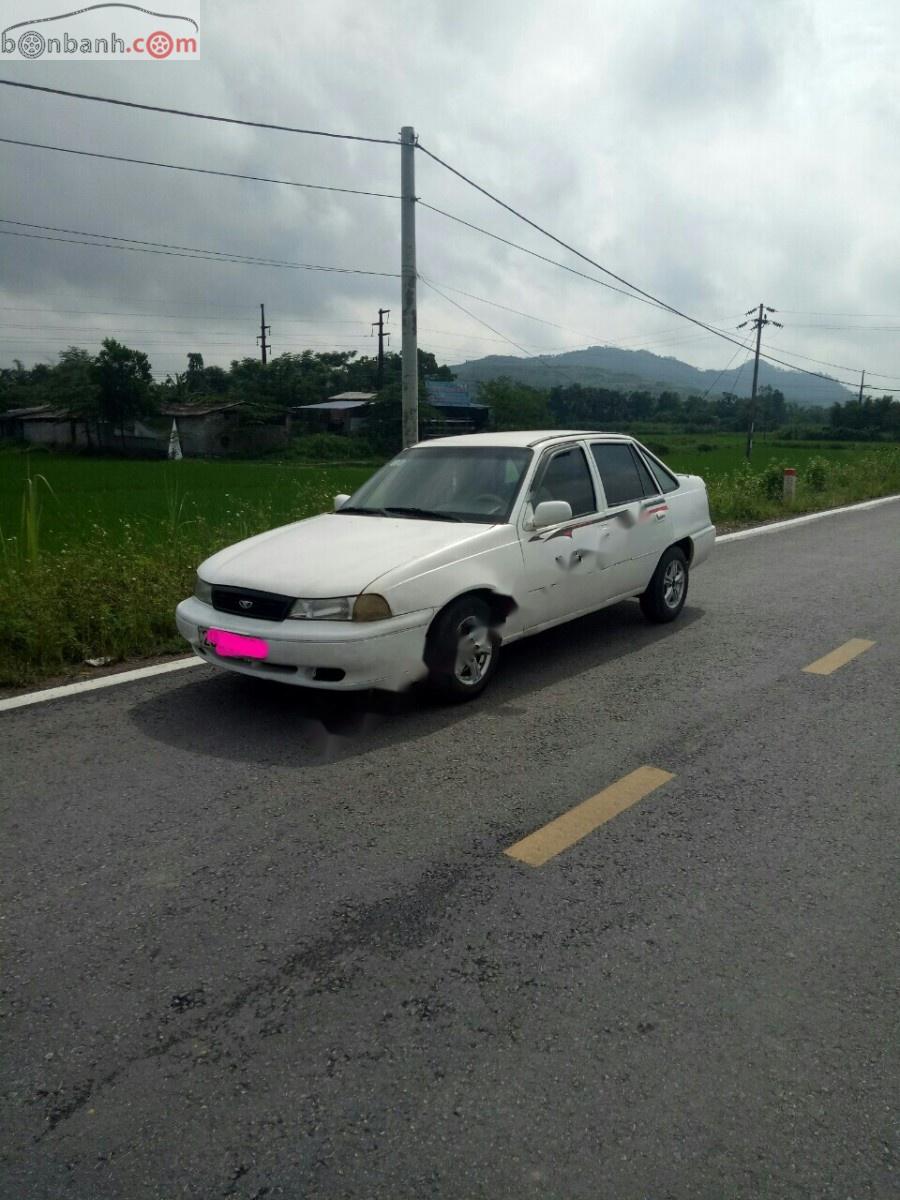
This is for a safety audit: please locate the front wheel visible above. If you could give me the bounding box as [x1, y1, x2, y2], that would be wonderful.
[425, 596, 500, 702]
[640, 546, 689, 623]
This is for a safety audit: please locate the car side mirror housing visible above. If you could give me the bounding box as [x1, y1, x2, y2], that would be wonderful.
[334, 493, 350, 511]
[532, 499, 573, 530]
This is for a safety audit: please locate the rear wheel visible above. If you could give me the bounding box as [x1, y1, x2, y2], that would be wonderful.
[425, 596, 500, 701]
[640, 546, 689, 623]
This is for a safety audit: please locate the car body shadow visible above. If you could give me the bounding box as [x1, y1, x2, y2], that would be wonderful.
[129, 601, 704, 768]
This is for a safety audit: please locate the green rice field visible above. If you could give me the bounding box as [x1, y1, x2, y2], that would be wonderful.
[0, 434, 890, 552]
[0, 454, 376, 554]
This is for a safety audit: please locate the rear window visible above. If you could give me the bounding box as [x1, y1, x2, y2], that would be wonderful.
[636, 445, 680, 494]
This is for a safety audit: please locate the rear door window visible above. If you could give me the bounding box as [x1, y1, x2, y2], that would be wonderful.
[591, 442, 648, 506]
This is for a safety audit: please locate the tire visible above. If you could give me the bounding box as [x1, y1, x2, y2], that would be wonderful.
[640, 546, 689, 623]
[425, 596, 500, 702]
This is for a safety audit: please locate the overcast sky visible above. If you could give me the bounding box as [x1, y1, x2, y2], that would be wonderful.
[1, 0, 898, 398]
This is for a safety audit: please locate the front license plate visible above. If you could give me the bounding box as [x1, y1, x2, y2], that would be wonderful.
[202, 628, 269, 660]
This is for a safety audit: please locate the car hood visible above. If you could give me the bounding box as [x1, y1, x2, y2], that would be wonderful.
[198, 512, 491, 597]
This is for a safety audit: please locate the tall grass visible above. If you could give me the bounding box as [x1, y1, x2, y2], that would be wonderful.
[0, 467, 56, 567]
[706, 446, 900, 523]
[0, 464, 369, 685]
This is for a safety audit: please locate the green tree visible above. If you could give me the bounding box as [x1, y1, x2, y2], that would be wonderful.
[478, 378, 551, 430]
[364, 381, 439, 454]
[51, 347, 101, 446]
[93, 339, 153, 448]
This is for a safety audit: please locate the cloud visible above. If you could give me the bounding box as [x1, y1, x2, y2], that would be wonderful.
[0, 0, 898, 394]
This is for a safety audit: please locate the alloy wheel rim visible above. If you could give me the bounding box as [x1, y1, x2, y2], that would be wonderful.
[454, 617, 493, 686]
[663, 560, 685, 608]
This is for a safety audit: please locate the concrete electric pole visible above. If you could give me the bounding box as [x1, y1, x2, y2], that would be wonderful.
[737, 303, 782, 459]
[400, 126, 418, 448]
[372, 307, 390, 387]
[257, 303, 271, 365]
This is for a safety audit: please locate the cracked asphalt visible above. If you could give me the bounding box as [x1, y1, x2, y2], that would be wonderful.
[1, 503, 898, 1199]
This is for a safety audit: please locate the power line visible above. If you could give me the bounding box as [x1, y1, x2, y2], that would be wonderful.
[419, 274, 604, 390]
[420, 274, 562, 367]
[777, 310, 900, 318]
[0, 217, 356, 266]
[786, 323, 900, 331]
[418, 200, 669, 313]
[743, 341, 900, 385]
[0, 79, 398, 145]
[0, 305, 371, 323]
[699, 335, 756, 401]
[0, 322, 376, 337]
[0, 137, 400, 199]
[419, 277, 753, 360]
[0, 227, 398, 278]
[415, 141, 863, 393]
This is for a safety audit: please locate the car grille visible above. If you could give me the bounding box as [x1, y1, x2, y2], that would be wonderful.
[210, 585, 294, 622]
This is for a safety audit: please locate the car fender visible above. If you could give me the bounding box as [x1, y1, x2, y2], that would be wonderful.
[370, 532, 527, 637]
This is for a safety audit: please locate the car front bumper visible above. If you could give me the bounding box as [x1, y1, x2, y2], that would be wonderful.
[175, 597, 435, 691]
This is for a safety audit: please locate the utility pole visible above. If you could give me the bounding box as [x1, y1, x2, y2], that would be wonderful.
[400, 125, 418, 448]
[737, 303, 782, 459]
[858, 369, 865, 403]
[372, 307, 390, 387]
[257, 303, 271, 365]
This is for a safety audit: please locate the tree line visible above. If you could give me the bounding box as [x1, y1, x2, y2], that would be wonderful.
[480, 378, 899, 438]
[2, 341, 897, 448]
[0, 341, 453, 448]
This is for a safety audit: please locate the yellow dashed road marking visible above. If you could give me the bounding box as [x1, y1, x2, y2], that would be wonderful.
[504, 766, 674, 868]
[802, 639, 875, 676]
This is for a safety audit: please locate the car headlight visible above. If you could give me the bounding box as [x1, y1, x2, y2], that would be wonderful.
[194, 574, 213, 604]
[287, 594, 393, 622]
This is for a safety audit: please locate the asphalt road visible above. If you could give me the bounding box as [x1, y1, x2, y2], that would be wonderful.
[2, 503, 898, 1199]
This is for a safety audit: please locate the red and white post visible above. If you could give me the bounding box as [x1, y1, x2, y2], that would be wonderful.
[783, 467, 797, 503]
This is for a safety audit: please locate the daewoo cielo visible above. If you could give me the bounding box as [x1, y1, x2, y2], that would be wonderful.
[175, 432, 715, 700]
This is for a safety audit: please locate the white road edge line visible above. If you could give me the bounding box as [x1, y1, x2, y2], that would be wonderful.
[0, 657, 203, 713]
[2, 491, 898, 714]
[716, 492, 899, 543]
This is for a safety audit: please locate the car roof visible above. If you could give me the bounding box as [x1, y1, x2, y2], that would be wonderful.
[412, 430, 635, 450]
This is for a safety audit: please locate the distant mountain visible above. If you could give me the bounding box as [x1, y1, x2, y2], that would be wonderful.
[449, 345, 853, 407]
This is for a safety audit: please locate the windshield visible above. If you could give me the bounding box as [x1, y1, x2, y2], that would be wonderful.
[339, 445, 533, 524]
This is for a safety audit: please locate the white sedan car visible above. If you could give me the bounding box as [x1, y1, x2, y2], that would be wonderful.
[176, 431, 715, 700]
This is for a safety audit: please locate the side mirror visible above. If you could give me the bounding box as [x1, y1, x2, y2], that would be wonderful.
[334, 493, 350, 511]
[532, 499, 572, 530]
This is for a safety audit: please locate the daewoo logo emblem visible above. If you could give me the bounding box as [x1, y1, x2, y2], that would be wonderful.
[238, 599, 253, 610]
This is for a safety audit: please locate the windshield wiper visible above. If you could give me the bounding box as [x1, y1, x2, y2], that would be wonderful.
[335, 505, 387, 516]
[383, 506, 463, 522]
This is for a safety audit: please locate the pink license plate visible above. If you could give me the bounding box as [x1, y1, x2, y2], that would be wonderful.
[203, 628, 269, 660]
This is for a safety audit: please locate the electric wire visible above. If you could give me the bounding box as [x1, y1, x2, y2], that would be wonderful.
[0, 137, 400, 199]
[0, 79, 398, 145]
[418, 274, 603, 390]
[417, 200, 670, 313]
[699, 335, 756, 402]
[415, 141, 873, 392]
[0, 227, 399, 278]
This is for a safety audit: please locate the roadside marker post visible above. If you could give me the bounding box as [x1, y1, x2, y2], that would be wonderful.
[783, 467, 797, 503]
